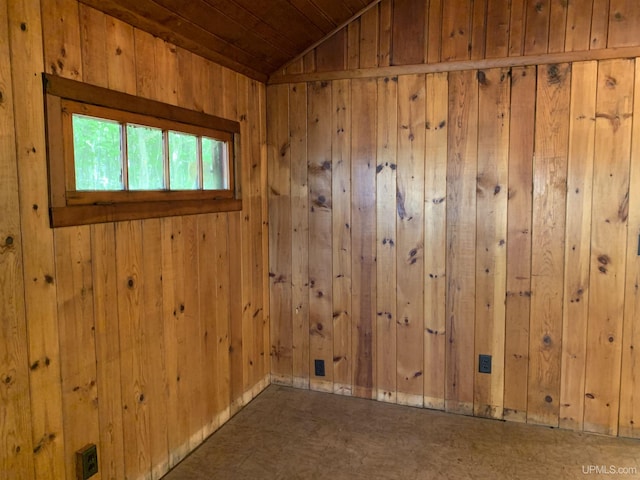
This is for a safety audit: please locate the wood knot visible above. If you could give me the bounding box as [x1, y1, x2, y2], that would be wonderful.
[316, 322, 323, 331]
[477, 71, 487, 85]
[127, 278, 134, 288]
[597, 255, 610, 265]
[542, 335, 552, 346]
[605, 76, 617, 88]
[5, 236, 14, 246]
[544, 395, 552, 403]
[20, 22, 27, 31]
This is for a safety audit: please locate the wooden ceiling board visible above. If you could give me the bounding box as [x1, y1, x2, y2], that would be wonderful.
[77, 0, 381, 81]
[201, 0, 301, 55]
[153, 0, 290, 67]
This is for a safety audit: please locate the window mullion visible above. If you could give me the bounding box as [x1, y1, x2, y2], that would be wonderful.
[197, 136, 203, 190]
[163, 130, 170, 190]
[121, 123, 129, 190]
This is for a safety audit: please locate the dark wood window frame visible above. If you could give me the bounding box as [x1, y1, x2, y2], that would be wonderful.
[43, 73, 242, 227]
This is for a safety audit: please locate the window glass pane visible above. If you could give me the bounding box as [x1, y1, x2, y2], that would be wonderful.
[127, 124, 164, 190]
[72, 114, 123, 190]
[202, 137, 229, 190]
[168, 131, 198, 190]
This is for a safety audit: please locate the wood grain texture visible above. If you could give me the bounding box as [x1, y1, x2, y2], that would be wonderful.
[608, 0, 640, 47]
[8, 1, 66, 477]
[485, 0, 511, 58]
[441, 0, 472, 61]
[527, 63, 571, 427]
[391, 0, 426, 65]
[619, 57, 640, 440]
[308, 81, 334, 392]
[289, 83, 310, 389]
[524, 0, 550, 55]
[332, 79, 353, 395]
[565, 0, 594, 52]
[503, 65, 536, 423]
[445, 70, 478, 415]
[591, 0, 612, 49]
[351, 78, 377, 399]
[583, 58, 634, 436]
[559, 61, 597, 432]
[474, 68, 509, 419]
[423, 72, 448, 410]
[375, 75, 398, 403]
[268, 85, 293, 384]
[396, 74, 425, 407]
[0, 2, 34, 476]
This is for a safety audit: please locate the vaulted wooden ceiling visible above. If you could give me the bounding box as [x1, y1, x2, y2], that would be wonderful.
[78, 0, 380, 82]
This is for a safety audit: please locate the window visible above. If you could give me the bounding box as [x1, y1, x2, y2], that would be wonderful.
[44, 74, 241, 227]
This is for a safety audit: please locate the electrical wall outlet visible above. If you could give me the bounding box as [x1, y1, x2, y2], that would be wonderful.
[76, 444, 98, 480]
[314, 359, 325, 377]
[478, 354, 492, 374]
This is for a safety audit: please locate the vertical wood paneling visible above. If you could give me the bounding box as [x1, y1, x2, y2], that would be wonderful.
[140, 219, 169, 480]
[214, 214, 231, 424]
[441, 0, 472, 61]
[197, 214, 219, 435]
[316, 28, 346, 72]
[308, 81, 334, 392]
[565, 0, 594, 52]
[527, 63, 571, 427]
[619, 58, 640, 440]
[347, 20, 360, 70]
[54, 227, 99, 480]
[332, 79, 352, 395]
[445, 70, 478, 415]
[269, 59, 640, 440]
[590, 0, 611, 49]
[470, 0, 488, 60]
[548, 0, 568, 53]
[228, 212, 244, 412]
[608, 0, 640, 47]
[359, 5, 379, 68]
[116, 221, 151, 479]
[391, 0, 426, 65]
[0, 5, 34, 476]
[524, 0, 551, 55]
[8, 1, 66, 477]
[559, 61, 597, 431]
[423, 72, 448, 410]
[105, 16, 136, 94]
[396, 74, 425, 407]
[427, 0, 443, 63]
[583, 58, 634, 436]
[378, 0, 392, 67]
[375, 75, 398, 403]
[268, 85, 293, 384]
[4, 3, 269, 479]
[290, 83, 310, 389]
[504, 65, 536, 423]
[474, 68, 509, 419]
[509, 0, 527, 56]
[351, 78, 378, 399]
[485, 0, 511, 58]
[90, 224, 126, 480]
[44, 3, 93, 480]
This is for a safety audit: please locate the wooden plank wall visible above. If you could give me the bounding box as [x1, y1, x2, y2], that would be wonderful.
[278, 0, 640, 76]
[0, 1, 269, 479]
[267, 58, 640, 438]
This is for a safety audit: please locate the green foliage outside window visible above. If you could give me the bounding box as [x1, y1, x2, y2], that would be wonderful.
[72, 114, 228, 192]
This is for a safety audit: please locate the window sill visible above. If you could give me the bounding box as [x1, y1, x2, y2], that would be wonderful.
[50, 198, 242, 227]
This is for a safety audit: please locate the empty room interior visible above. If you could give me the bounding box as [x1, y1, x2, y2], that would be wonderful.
[2, 0, 640, 478]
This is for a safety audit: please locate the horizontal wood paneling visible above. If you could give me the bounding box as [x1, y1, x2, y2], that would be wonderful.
[1, 2, 269, 479]
[268, 58, 640, 439]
